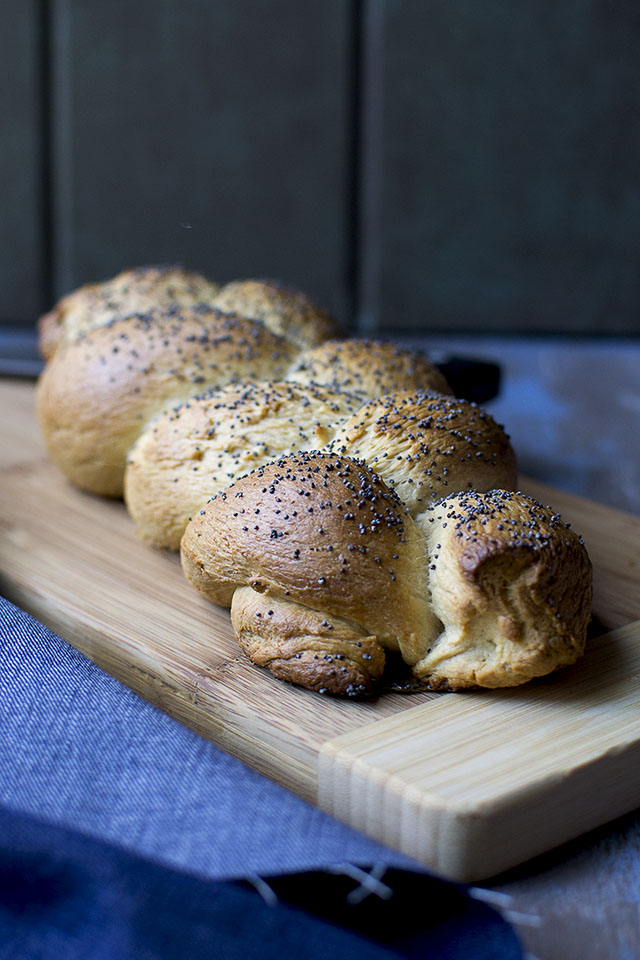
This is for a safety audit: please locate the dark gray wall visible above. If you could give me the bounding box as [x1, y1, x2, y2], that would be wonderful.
[2, 1, 639, 334]
[372, 0, 640, 334]
[1, 1, 45, 321]
[50, 0, 353, 323]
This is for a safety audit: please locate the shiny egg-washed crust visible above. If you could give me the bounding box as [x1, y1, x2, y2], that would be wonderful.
[36, 307, 297, 498]
[37, 284, 452, 500]
[416, 489, 593, 689]
[288, 339, 453, 399]
[230, 589, 386, 697]
[181, 452, 440, 697]
[126, 387, 516, 551]
[124, 381, 363, 550]
[38, 265, 221, 360]
[35, 267, 592, 697]
[328, 391, 518, 518]
[212, 279, 342, 350]
[181, 454, 592, 696]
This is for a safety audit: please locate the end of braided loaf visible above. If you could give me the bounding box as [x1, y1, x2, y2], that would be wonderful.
[182, 450, 592, 696]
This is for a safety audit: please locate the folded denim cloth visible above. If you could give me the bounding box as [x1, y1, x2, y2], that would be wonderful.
[0, 806, 523, 960]
[0, 596, 522, 958]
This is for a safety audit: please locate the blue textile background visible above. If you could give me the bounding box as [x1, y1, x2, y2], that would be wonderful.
[0, 595, 522, 958]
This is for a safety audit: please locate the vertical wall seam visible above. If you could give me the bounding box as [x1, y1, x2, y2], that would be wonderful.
[345, 0, 363, 330]
[49, 0, 73, 299]
[354, 0, 385, 336]
[37, 0, 53, 309]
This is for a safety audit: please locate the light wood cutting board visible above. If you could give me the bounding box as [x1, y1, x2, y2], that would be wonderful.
[2, 379, 640, 881]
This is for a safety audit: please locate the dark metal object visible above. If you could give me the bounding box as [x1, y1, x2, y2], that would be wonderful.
[436, 356, 501, 404]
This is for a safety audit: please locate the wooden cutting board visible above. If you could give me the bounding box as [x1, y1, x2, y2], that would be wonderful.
[2, 378, 640, 882]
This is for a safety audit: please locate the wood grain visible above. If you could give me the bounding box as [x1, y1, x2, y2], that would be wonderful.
[2, 379, 640, 879]
[319, 621, 640, 880]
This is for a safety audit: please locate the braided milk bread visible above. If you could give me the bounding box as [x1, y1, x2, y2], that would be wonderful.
[37, 281, 452, 500]
[39, 269, 340, 361]
[181, 447, 591, 695]
[124, 381, 364, 550]
[34, 270, 592, 696]
[181, 453, 439, 695]
[178, 388, 519, 690]
[415, 489, 592, 688]
[211, 279, 341, 349]
[288, 338, 452, 399]
[125, 388, 513, 550]
[36, 307, 298, 497]
[38, 265, 222, 360]
[327, 391, 518, 519]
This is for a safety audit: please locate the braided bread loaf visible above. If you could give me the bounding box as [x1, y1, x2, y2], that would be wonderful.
[38, 265, 222, 360]
[124, 381, 359, 549]
[36, 271, 450, 498]
[125, 387, 513, 550]
[38, 268, 340, 360]
[35, 267, 593, 696]
[181, 450, 591, 694]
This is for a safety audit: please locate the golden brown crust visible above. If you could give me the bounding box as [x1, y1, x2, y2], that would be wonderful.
[231, 588, 385, 696]
[37, 266, 221, 359]
[181, 460, 592, 695]
[212, 279, 342, 349]
[328, 391, 518, 516]
[416, 489, 593, 689]
[180, 452, 438, 667]
[35, 269, 593, 698]
[288, 339, 453, 399]
[124, 381, 363, 550]
[38, 308, 66, 361]
[36, 307, 297, 497]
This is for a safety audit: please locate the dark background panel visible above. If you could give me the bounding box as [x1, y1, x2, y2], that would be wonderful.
[2, 1, 640, 336]
[0, 1, 45, 323]
[51, 0, 354, 323]
[373, 0, 640, 334]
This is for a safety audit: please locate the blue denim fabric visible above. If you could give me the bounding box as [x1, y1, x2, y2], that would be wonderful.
[0, 596, 522, 958]
[0, 595, 397, 878]
[0, 806, 522, 960]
